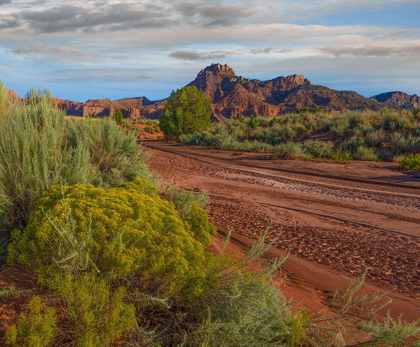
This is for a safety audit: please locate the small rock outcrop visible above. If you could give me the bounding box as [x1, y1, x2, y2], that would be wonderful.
[371, 92, 419, 109]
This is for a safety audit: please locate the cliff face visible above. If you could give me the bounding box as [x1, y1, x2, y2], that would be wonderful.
[371, 92, 420, 109]
[188, 63, 381, 119]
[56, 97, 164, 119]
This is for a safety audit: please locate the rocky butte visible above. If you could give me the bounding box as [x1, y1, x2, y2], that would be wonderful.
[371, 91, 420, 109]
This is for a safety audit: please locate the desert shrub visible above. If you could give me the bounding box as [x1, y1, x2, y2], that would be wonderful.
[57, 273, 135, 347]
[365, 129, 386, 148]
[8, 177, 215, 296]
[292, 123, 307, 135]
[65, 117, 153, 187]
[160, 86, 212, 140]
[0, 81, 12, 114]
[340, 137, 365, 154]
[195, 270, 308, 347]
[0, 87, 152, 262]
[5, 296, 57, 347]
[413, 107, 420, 117]
[250, 141, 272, 152]
[399, 154, 420, 171]
[382, 113, 411, 131]
[330, 117, 350, 137]
[0, 88, 94, 253]
[354, 146, 379, 161]
[330, 150, 353, 162]
[390, 133, 418, 155]
[273, 142, 304, 159]
[162, 185, 210, 218]
[302, 140, 334, 158]
[359, 313, 420, 347]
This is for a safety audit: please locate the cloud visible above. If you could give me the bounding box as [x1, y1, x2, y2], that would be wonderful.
[321, 44, 420, 57]
[174, 2, 253, 27]
[11, 44, 128, 62]
[169, 50, 227, 61]
[2, 2, 174, 33]
[0, 0, 12, 5]
[247, 47, 293, 54]
[44, 68, 151, 84]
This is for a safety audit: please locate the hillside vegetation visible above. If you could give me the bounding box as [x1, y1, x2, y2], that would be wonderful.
[1, 83, 419, 346]
[180, 108, 420, 162]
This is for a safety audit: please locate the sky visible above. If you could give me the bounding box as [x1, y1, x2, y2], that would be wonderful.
[0, 0, 419, 102]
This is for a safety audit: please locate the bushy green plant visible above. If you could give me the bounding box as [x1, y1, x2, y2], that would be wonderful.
[354, 146, 379, 161]
[113, 107, 123, 125]
[399, 154, 420, 171]
[5, 296, 57, 347]
[65, 117, 153, 186]
[160, 86, 212, 140]
[0, 85, 152, 262]
[330, 150, 353, 163]
[302, 140, 334, 158]
[57, 273, 135, 347]
[0, 88, 94, 249]
[272, 142, 304, 159]
[8, 177, 215, 296]
[390, 133, 419, 156]
[162, 186, 210, 217]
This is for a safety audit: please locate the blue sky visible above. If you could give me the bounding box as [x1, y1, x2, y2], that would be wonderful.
[0, 0, 419, 102]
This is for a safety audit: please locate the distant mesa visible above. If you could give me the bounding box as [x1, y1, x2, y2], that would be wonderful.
[5, 64, 420, 119]
[371, 91, 419, 109]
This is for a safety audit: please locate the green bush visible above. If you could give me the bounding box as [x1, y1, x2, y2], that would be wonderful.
[0, 85, 152, 262]
[8, 177, 215, 296]
[354, 146, 379, 161]
[66, 117, 153, 187]
[162, 186, 210, 218]
[302, 140, 334, 158]
[399, 154, 420, 171]
[5, 296, 57, 347]
[272, 142, 304, 159]
[330, 150, 353, 162]
[57, 273, 135, 347]
[160, 86, 212, 140]
[113, 107, 123, 125]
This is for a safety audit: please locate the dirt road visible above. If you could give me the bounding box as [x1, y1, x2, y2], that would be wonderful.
[143, 140, 420, 320]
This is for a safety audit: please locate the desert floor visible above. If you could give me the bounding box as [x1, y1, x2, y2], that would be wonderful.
[144, 140, 420, 321]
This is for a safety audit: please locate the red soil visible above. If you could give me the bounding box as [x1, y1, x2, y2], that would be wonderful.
[144, 140, 420, 322]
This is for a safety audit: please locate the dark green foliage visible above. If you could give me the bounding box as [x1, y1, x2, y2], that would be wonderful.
[247, 114, 258, 129]
[160, 86, 212, 140]
[113, 107, 123, 125]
